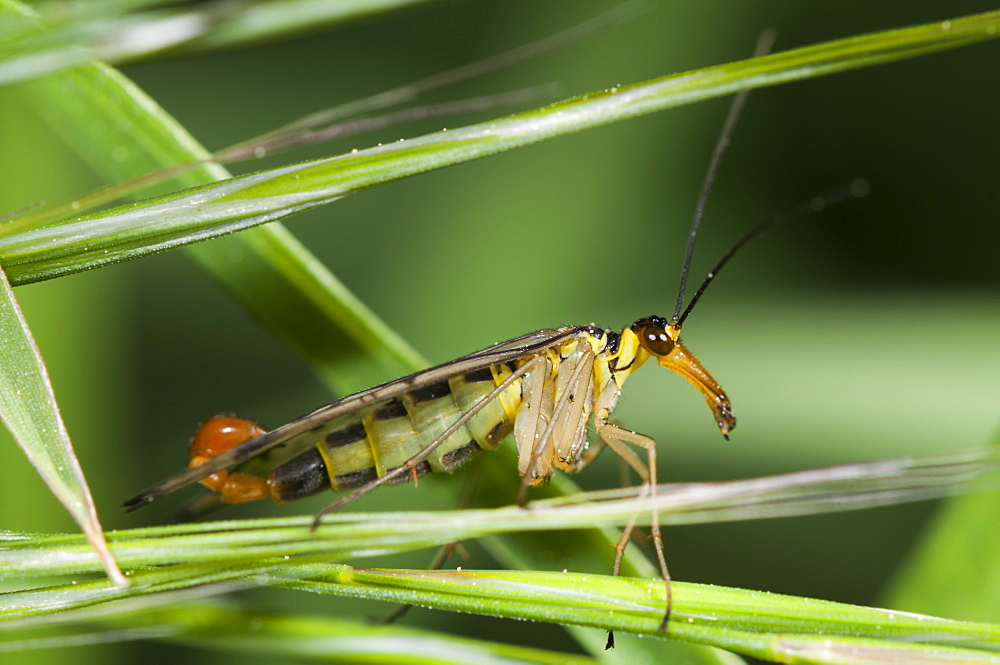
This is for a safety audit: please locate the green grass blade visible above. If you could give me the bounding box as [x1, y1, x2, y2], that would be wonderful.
[6, 9, 1000, 289]
[272, 566, 1000, 663]
[0, 265, 124, 586]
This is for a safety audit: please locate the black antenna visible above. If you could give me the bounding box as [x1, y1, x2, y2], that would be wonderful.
[671, 30, 776, 325]
[676, 179, 870, 327]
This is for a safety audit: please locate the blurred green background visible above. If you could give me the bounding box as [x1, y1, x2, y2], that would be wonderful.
[1, 1, 998, 663]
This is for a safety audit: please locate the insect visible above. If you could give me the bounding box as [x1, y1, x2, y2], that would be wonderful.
[124, 313, 734, 513]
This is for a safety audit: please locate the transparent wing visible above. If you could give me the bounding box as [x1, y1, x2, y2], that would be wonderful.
[124, 327, 580, 510]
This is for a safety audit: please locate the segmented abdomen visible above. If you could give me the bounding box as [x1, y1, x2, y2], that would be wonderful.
[269, 364, 523, 501]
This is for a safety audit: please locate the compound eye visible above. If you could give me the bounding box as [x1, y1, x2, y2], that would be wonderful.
[639, 325, 675, 356]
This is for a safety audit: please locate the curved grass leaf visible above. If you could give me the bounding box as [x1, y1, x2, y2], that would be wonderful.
[4, 9, 999, 287]
[0, 265, 125, 586]
[274, 566, 1000, 664]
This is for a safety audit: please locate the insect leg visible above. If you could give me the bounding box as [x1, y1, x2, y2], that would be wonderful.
[516, 348, 594, 506]
[596, 418, 672, 632]
[560, 430, 605, 474]
[312, 356, 544, 528]
[513, 356, 550, 485]
[558, 360, 600, 473]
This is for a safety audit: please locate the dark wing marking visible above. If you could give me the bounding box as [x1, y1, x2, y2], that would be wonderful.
[124, 327, 580, 510]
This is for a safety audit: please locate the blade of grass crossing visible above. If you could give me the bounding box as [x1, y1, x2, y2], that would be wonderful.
[0, 264, 125, 585]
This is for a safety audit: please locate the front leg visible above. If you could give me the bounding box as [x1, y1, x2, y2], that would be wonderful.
[596, 410, 672, 632]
